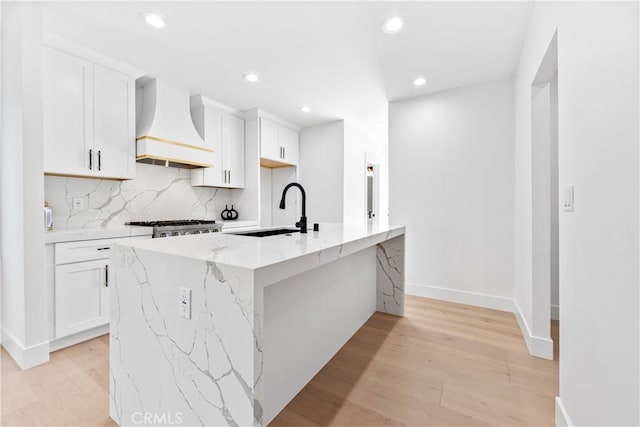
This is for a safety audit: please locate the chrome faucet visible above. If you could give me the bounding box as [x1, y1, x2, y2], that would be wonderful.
[279, 182, 307, 233]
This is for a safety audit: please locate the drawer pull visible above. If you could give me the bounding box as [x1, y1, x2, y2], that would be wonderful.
[104, 265, 109, 287]
[97, 247, 110, 251]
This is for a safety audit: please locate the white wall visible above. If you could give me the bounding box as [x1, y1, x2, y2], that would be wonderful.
[514, 2, 639, 425]
[299, 120, 388, 227]
[1, 2, 49, 369]
[389, 78, 515, 311]
[299, 121, 345, 224]
[343, 122, 388, 225]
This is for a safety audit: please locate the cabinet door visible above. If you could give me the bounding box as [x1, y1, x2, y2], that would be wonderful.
[279, 126, 299, 166]
[223, 114, 245, 188]
[43, 47, 93, 176]
[191, 106, 224, 187]
[55, 259, 109, 338]
[93, 64, 136, 179]
[260, 118, 281, 162]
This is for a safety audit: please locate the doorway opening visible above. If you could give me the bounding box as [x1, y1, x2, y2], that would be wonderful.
[366, 163, 379, 224]
[531, 31, 559, 361]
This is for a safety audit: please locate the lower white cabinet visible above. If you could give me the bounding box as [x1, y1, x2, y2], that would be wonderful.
[48, 235, 150, 347]
[55, 259, 109, 338]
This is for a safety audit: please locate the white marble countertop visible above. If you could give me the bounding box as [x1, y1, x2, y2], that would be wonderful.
[117, 222, 405, 271]
[219, 220, 260, 230]
[44, 226, 153, 244]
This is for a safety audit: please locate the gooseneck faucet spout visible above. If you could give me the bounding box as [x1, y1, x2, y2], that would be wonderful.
[279, 182, 307, 233]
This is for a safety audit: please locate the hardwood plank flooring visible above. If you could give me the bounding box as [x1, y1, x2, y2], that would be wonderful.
[1, 296, 559, 426]
[270, 296, 559, 426]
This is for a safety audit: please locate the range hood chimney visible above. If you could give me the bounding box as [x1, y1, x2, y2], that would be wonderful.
[136, 79, 212, 169]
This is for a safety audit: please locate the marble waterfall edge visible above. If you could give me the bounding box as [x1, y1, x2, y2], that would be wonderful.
[376, 234, 405, 316]
[109, 245, 263, 427]
[109, 224, 405, 427]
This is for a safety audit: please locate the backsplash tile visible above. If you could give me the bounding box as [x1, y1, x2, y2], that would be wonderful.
[45, 163, 232, 229]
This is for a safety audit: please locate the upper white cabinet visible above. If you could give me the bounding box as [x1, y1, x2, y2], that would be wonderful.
[93, 65, 136, 179]
[222, 114, 246, 188]
[260, 118, 299, 167]
[43, 46, 136, 180]
[191, 97, 245, 188]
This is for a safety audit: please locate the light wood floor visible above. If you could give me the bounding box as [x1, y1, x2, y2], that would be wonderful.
[1, 296, 559, 426]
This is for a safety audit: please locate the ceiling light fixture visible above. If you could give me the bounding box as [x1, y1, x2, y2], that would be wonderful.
[141, 12, 165, 29]
[301, 106, 310, 113]
[382, 16, 405, 34]
[413, 76, 427, 87]
[243, 73, 259, 83]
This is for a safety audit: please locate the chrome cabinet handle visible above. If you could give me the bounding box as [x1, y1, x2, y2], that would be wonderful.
[228, 170, 231, 183]
[89, 149, 93, 170]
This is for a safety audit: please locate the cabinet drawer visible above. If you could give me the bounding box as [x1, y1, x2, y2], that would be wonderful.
[55, 237, 141, 264]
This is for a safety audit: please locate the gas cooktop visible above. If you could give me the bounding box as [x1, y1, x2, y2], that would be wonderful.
[127, 219, 217, 227]
[126, 219, 222, 238]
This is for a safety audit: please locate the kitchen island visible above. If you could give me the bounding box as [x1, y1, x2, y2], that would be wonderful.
[109, 223, 405, 426]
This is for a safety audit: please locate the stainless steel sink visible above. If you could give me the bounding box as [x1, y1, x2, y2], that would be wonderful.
[232, 228, 300, 238]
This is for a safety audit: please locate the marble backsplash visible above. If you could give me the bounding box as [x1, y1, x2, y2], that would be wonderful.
[45, 163, 232, 229]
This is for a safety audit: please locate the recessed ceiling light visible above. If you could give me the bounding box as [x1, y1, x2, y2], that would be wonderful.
[243, 73, 259, 83]
[301, 106, 310, 113]
[382, 16, 405, 34]
[141, 12, 165, 29]
[413, 77, 427, 87]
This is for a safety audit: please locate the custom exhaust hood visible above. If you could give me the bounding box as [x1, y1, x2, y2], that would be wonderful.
[136, 79, 213, 169]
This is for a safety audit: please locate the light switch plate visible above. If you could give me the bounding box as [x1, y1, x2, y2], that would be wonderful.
[179, 287, 191, 319]
[563, 185, 574, 212]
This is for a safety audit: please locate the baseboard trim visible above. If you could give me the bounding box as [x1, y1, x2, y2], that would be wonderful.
[555, 396, 573, 426]
[406, 283, 516, 313]
[551, 304, 559, 321]
[49, 324, 109, 352]
[514, 301, 554, 360]
[1, 329, 50, 370]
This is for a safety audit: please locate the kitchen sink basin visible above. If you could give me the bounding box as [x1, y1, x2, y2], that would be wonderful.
[232, 228, 300, 238]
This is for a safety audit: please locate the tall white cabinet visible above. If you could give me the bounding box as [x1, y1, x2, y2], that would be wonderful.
[43, 46, 136, 180]
[191, 96, 245, 188]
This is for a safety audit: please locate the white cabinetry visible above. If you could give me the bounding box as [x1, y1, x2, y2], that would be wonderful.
[43, 46, 135, 180]
[55, 259, 109, 338]
[223, 114, 246, 187]
[260, 118, 299, 167]
[50, 236, 147, 345]
[191, 97, 245, 188]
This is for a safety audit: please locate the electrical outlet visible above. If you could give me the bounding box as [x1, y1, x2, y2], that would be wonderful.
[72, 197, 86, 210]
[179, 287, 191, 319]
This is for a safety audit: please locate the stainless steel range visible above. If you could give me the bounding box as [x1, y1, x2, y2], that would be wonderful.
[127, 219, 223, 238]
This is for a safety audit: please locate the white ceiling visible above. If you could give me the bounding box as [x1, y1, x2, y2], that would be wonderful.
[43, 1, 533, 130]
